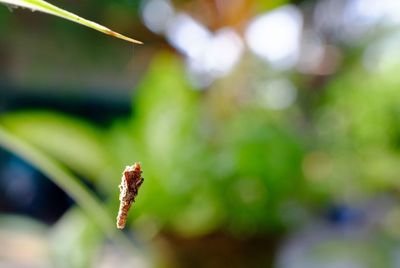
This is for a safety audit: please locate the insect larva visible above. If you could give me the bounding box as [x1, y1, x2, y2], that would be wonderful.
[116, 162, 144, 229]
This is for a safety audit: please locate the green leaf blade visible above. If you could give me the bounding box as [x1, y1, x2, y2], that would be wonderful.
[0, 0, 142, 44]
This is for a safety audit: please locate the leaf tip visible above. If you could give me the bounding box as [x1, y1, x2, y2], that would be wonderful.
[105, 29, 143, 44]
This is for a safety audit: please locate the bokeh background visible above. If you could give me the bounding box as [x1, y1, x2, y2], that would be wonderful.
[1, 0, 400, 267]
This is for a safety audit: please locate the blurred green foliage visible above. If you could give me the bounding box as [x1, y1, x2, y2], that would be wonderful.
[0, 52, 307, 238]
[2, 0, 400, 266]
[122, 53, 305, 235]
[1, 112, 110, 182]
[1, 33, 400, 235]
[314, 58, 400, 198]
[3, 45, 400, 240]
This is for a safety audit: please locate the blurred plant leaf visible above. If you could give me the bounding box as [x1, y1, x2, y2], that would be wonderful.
[0, 124, 141, 255]
[0, 111, 110, 182]
[0, 0, 142, 44]
[0, 125, 117, 238]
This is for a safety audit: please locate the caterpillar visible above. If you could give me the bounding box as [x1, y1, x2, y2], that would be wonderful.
[116, 162, 144, 229]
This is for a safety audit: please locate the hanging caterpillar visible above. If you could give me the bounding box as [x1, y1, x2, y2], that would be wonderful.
[116, 163, 144, 229]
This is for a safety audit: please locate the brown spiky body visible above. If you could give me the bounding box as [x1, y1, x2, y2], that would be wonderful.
[116, 163, 144, 229]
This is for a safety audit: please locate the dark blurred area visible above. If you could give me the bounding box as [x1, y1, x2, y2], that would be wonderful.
[1, 0, 400, 267]
[0, 152, 71, 223]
